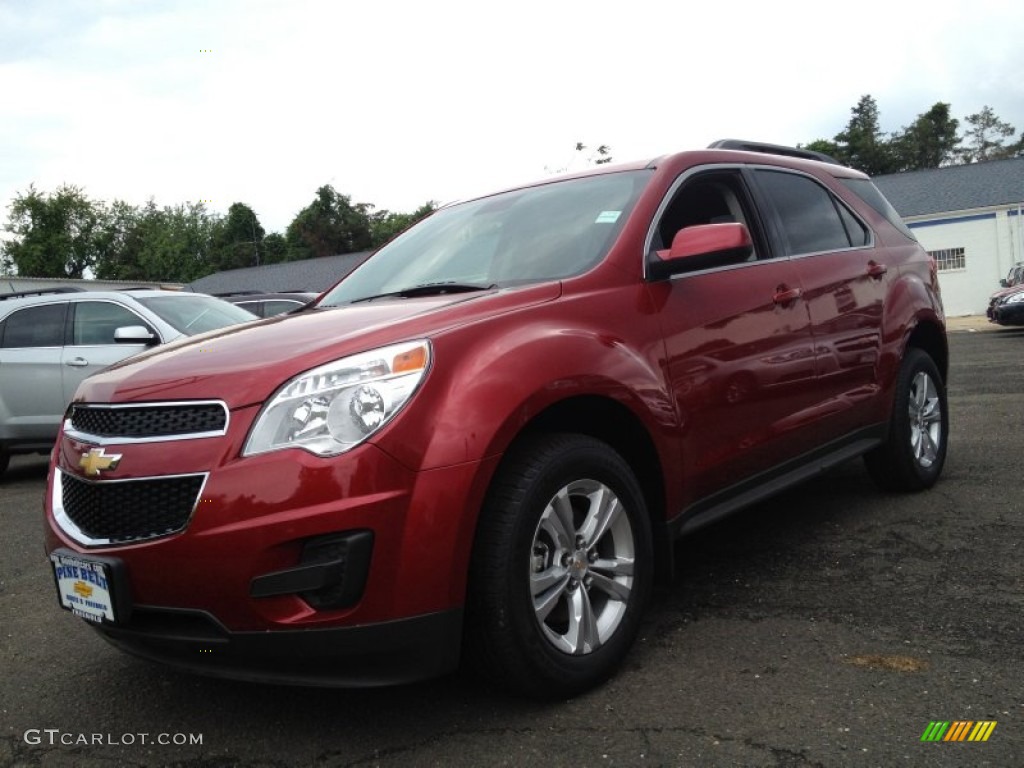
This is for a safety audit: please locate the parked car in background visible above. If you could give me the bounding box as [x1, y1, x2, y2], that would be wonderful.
[987, 262, 1024, 319]
[215, 291, 318, 317]
[43, 141, 948, 697]
[0, 288, 256, 476]
[990, 283, 1024, 325]
[999, 262, 1024, 289]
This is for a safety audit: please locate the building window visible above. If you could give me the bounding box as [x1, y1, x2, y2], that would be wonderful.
[928, 247, 966, 271]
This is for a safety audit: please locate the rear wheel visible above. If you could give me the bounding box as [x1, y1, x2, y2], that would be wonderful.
[865, 348, 947, 491]
[465, 433, 653, 698]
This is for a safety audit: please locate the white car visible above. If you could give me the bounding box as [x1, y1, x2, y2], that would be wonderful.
[0, 288, 256, 476]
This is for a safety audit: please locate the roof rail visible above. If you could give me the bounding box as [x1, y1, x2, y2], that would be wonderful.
[0, 286, 87, 301]
[709, 139, 841, 165]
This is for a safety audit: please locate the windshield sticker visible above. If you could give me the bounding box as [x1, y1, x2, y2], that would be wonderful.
[595, 211, 621, 224]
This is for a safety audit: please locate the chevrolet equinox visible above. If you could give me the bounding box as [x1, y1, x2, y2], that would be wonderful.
[44, 141, 948, 697]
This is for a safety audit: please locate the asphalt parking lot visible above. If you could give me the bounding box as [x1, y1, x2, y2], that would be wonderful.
[1, 324, 1021, 767]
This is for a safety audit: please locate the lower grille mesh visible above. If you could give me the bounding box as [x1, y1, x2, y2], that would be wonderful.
[61, 472, 204, 543]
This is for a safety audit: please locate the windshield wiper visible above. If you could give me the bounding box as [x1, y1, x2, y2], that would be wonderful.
[348, 282, 496, 304]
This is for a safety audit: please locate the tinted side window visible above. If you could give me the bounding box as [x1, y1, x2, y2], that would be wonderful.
[836, 202, 870, 247]
[263, 300, 301, 316]
[840, 178, 917, 241]
[71, 301, 152, 345]
[1, 304, 67, 348]
[757, 170, 852, 255]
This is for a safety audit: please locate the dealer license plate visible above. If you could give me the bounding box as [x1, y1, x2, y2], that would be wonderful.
[51, 553, 115, 623]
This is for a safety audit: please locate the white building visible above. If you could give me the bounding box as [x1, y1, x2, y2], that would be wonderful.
[874, 157, 1024, 316]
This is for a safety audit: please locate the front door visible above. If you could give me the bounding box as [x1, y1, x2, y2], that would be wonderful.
[648, 168, 818, 509]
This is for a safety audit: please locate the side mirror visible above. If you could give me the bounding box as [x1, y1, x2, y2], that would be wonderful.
[648, 223, 753, 280]
[114, 326, 158, 346]
[999, 279, 1009, 288]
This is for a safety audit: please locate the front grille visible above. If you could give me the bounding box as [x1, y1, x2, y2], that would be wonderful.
[60, 472, 205, 544]
[68, 403, 227, 439]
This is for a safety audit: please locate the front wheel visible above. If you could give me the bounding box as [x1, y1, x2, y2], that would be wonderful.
[465, 434, 653, 698]
[865, 347, 948, 491]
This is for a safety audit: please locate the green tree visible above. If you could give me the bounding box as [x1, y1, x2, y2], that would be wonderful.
[261, 232, 289, 264]
[891, 102, 961, 171]
[833, 95, 899, 175]
[211, 202, 265, 270]
[2, 184, 106, 278]
[547, 143, 614, 174]
[369, 201, 438, 248]
[958, 106, 1017, 162]
[92, 200, 221, 282]
[576, 142, 613, 165]
[800, 139, 843, 161]
[285, 185, 373, 260]
[144, 202, 221, 282]
[93, 199, 146, 281]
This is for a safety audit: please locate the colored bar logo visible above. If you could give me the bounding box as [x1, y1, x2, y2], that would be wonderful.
[921, 721, 997, 742]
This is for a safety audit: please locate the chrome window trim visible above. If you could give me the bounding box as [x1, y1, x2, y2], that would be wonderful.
[660, 255, 782, 282]
[52, 468, 210, 548]
[64, 400, 230, 444]
[643, 163, 878, 281]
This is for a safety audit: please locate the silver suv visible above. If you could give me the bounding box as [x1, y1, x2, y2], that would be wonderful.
[0, 288, 256, 476]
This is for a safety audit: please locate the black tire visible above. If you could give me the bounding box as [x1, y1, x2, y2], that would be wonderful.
[865, 347, 948, 492]
[465, 433, 653, 698]
[0, 450, 9, 479]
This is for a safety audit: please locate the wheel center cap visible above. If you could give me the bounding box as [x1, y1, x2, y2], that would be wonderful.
[570, 549, 589, 576]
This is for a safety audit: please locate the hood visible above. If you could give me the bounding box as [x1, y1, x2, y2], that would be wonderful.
[990, 284, 1023, 301]
[996, 284, 1024, 302]
[76, 283, 561, 407]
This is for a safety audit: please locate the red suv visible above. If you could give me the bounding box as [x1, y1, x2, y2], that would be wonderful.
[44, 141, 948, 697]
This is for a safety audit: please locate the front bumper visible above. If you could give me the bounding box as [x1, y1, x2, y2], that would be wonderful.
[44, 407, 496, 685]
[92, 604, 463, 686]
[991, 303, 1024, 326]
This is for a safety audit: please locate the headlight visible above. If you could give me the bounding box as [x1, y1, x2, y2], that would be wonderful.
[243, 340, 431, 457]
[1004, 293, 1024, 305]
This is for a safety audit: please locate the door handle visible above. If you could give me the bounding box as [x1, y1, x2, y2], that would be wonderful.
[65, 357, 89, 367]
[773, 286, 802, 305]
[867, 261, 888, 279]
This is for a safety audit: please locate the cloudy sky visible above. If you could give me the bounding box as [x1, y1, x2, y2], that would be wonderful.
[2, 0, 1022, 236]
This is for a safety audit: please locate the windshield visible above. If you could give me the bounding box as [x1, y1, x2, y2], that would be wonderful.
[320, 170, 651, 305]
[137, 295, 257, 335]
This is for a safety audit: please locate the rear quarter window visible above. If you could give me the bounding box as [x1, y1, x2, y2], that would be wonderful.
[840, 178, 917, 241]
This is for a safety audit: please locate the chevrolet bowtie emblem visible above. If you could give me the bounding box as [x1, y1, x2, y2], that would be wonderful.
[78, 447, 122, 477]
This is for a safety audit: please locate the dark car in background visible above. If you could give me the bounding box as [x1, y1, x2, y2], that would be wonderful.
[216, 291, 318, 317]
[987, 262, 1024, 319]
[990, 284, 1024, 325]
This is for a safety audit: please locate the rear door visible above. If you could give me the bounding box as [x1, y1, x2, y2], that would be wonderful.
[751, 168, 886, 436]
[0, 302, 69, 439]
